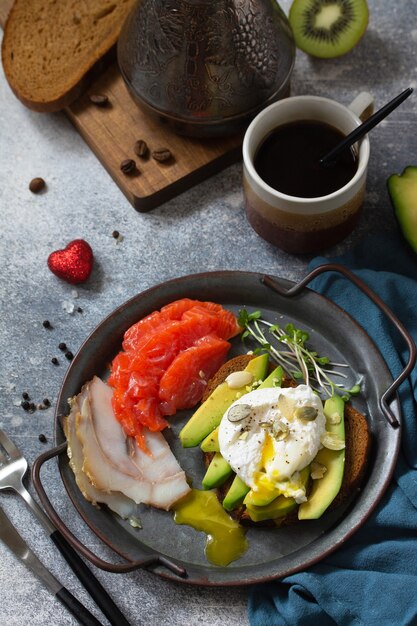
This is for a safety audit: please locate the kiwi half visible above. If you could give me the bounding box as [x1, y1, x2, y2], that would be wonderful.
[289, 0, 369, 58]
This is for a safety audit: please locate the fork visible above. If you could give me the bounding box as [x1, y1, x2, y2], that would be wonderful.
[0, 427, 131, 626]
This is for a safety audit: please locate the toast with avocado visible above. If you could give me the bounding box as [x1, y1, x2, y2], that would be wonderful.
[184, 353, 371, 527]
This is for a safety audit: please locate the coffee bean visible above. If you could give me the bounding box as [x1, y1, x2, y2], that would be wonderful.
[120, 159, 137, 175]
[152, 148, 173, 163]
[134, 139, 149, 158]
[29, 177, 46, 193]
[89, 94, 109, 107]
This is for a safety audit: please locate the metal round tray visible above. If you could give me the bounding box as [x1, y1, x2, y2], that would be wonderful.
[33, 266, 413, 586]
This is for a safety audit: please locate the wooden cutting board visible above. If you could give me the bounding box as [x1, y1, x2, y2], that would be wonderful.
[0, 0, 243, 211]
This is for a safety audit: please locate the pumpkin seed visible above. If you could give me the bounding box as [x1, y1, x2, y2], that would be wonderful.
[327, 411, 341, 425]
[227, 403, 252, 422]
[320, 431, 345, 450]
[277, 394, 296, 421]
[272, 418, 289, 435]
[310, 461, 327, 479]
[275, 430, 289, 441]
[294, 406, 318, 421]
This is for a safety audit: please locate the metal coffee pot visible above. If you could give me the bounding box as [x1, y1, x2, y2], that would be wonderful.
[117, 0, 295, 137]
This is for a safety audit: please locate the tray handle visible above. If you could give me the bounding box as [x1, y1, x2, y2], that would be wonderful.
[32, 443, 187, 577]
[262, 262, 416, 428]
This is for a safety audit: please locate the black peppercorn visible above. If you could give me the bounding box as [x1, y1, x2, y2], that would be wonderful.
[43, 398, 51, 407]
[21, 400, 30, 411]
[42, 320, 52, 329]
[65, 351, 74, 361]
[22, 392, 29, 400]
[51, 357, 59, 365]
[58, 342, 67, 351]
[38, 434, 47, 443]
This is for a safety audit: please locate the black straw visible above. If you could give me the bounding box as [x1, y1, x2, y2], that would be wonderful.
[320, 87, 413, 167]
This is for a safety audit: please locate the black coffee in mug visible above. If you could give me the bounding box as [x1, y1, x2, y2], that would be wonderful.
[254, 120, 358, 198]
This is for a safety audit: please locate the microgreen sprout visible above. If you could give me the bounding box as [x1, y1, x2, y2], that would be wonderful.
[238, 309, 361, 399]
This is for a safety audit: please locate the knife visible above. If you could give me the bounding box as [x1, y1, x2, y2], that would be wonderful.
[0, 506, 103, 626]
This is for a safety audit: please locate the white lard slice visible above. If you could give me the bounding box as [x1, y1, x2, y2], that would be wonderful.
[69, 376, 190, 512]
[63, 388, 137, 520]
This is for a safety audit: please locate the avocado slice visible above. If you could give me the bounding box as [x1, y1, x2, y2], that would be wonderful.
[244, 485, 279, 507]
[246, 494, 297, 523]
[387, 166, 417, 253]
[179, 353, 269, 447]
[222, 475, 250, 511]
[202, 452, 234, 489]
[298, 395, 345, 520]
[200, 427, 220, 452]
[257, 365, 284, 389]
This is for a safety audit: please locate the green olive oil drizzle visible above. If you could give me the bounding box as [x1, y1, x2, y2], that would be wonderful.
[172, 489, 248, 567]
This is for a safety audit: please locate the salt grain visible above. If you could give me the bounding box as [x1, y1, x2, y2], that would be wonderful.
[62, 300, 76, 314]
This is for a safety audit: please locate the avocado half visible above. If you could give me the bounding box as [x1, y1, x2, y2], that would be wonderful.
[387, 166, 417, 253]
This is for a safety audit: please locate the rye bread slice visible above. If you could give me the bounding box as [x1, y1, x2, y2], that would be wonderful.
[203, 355, 371, 526]
[1, 0, 136, 112]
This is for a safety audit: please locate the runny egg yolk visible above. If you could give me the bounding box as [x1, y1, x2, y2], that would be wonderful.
[251, 434, 290, 504]
[253, 434, 278, 492]
[251, 443, 308, 505]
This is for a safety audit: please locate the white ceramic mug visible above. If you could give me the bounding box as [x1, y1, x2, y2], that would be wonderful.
[243, 93, 374, 254]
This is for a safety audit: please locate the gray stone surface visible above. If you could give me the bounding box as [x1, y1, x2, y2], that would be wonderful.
[0, 1, 416, 625]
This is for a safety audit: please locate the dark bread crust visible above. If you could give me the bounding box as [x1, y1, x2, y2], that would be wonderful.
[203, 354, 371, 526]
[1, 0, 136, 112]
[202, 354, 253, 402]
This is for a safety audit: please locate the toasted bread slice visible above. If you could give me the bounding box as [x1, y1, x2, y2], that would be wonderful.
[1, 0, 136, 112]
[203, 355, 371, 526]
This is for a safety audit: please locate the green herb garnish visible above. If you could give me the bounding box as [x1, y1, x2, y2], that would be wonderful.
[238, 309, 361, 399]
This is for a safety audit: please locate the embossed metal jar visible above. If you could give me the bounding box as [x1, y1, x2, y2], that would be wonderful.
[117, 0, 295, 137]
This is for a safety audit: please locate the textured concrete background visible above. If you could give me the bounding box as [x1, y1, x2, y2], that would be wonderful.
[0, 1, 416, 624]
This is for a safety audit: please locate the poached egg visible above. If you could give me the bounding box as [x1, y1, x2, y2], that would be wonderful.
[218, 385, 326, 504]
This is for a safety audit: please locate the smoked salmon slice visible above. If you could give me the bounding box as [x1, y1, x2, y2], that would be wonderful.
[108, 298, 241, 448]
[122, 299, 197, 352]
[159, 335, 230, 414]
[122, 299, 240, 351]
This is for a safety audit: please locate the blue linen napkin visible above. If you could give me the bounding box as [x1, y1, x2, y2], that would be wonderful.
[248, 232, 417, 626]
